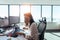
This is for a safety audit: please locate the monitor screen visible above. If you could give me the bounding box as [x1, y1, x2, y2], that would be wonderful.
[0, 17, 9, 27]
[9, 16, 20, 25]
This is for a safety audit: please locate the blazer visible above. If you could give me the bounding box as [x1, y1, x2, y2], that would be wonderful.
[30, 22, 39, 40]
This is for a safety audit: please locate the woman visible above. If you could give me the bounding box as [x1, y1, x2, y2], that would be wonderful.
[23, 12, 39, 40]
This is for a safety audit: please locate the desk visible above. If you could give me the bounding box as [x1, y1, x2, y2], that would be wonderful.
[0, 25, 31, 40]
[0, 32, 27, 40]
[0, 29, 29, 40]
[0, 36, 27, 40]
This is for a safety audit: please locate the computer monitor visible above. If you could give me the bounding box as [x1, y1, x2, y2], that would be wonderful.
[0, 16, 20, 27]
[0, 17, 9, 27]
[9, 16, 20, 25]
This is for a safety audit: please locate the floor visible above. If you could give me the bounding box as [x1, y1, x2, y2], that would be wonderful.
[0, 32, 60, 40]
[44, 32, 60, 40]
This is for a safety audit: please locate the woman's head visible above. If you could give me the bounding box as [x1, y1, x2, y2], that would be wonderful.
[24, 12, 34, 26]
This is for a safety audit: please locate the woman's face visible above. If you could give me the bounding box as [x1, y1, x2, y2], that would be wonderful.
[24, 15, 30, 23]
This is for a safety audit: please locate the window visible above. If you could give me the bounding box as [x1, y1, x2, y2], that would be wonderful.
[10, 5, 19, 16]
[20, 5, 31, 29]
[10, 5, 20, 26]
[31, 6, 41, 22]
[20, 5, 30, 22]
[42, 6, 51, 22]
[0, 5, 8, 18]
[53, 6, 60, 22]
[0, 5, 8, 26]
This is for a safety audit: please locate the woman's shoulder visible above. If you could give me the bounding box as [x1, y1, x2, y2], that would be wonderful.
[30, 22, 37, 28]
[32, 22, 37, 25]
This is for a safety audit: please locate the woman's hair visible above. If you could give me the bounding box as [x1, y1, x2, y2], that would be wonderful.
[24, 12, 34, 26]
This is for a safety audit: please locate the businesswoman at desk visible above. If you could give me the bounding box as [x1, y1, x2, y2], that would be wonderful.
[23, 13, 39, 40]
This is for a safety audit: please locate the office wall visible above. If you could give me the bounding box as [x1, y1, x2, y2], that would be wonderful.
[47, 22, 60, 30]
[0, 0, 60, 5]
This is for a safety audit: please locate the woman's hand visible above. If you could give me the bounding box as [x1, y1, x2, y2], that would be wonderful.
[15, 32, 25, 37]
[23, 27, 28, 30]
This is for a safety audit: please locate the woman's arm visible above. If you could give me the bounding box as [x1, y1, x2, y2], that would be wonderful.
[30, 23, 39, 40]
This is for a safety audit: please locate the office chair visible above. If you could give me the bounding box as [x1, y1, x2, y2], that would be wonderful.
[37, 17, 47, 40]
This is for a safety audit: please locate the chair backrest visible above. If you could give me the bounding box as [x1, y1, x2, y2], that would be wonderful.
[38, 22, 45, 34]
[37, 18, 47, 35]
